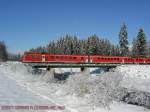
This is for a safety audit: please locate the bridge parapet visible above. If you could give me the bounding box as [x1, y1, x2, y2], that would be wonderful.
[24, 63, 120, 68]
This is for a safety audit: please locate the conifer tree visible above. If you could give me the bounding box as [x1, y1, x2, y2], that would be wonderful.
[136, 28, 147, 56]
[132, 38, 138, 57]
[0, 41, 8, 61]
[119, 23, 129, 56]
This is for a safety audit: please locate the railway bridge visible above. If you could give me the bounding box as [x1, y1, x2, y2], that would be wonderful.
[25, 62, 131, 72]
[22, 53, 150, 72]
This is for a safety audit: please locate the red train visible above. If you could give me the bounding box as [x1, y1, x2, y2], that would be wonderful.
[22, 52, 150, 64]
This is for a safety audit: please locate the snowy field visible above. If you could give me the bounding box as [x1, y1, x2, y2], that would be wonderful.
[0, 62, 150, 112]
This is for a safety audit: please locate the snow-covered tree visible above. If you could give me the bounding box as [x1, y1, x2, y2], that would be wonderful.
[131, 38, 138, 57]
[87, 35, 99, 55]
[28, 34, 120, 56]
[80, 40, 87, 54]
[147, 41, 150, 56]
[0, 41, 8, 61]
[119, 23, 129, 56]
[136, 28, 147, 56]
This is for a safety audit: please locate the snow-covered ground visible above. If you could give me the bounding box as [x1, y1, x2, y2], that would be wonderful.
[0, 62, 150, 112]
[116, 65, 150, 92]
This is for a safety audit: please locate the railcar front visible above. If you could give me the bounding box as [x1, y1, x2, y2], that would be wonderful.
[22, 53, 42, 63]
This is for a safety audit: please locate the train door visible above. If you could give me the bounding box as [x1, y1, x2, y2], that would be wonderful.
[90, 56, 92, 63]
[42, 55, 45, 62]
[122, 58, 125, 63]
[88, 56, 92, 63]
[86, 56, 88, 63]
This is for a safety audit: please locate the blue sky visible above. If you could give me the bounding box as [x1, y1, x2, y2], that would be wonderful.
[0, 0, 150, 53]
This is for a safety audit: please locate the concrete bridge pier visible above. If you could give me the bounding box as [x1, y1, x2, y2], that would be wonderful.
[44, 67, 55, 82]
[80, 67, 85, 72]
[46, 67, 55, 74]
[80, 67, 90, 74]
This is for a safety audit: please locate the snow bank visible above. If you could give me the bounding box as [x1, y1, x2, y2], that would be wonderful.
[0, 62, 149, 112]
[65, 71, 123, 108]
[115, 65, 150, 93]
[116, 65, 150, 79]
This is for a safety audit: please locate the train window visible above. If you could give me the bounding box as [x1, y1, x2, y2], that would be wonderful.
[73, 57, 76, 59]
[32, 56, 35, 58]
[32, 56, 36, 58]
[32, 56, 41, 58]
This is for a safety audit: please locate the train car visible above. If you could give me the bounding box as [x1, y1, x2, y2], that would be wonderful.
[22, 52, 150, 64]
[22, 53, 88, 63]
[22, 53, 42, 62]
[90, 56, 134, 64]
[44, 54, 87, 63]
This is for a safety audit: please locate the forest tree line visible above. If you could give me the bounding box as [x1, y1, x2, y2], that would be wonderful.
[29, 35, 121, 56]
[29, 23, 150, 57]
[0, 23, 150, 62]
